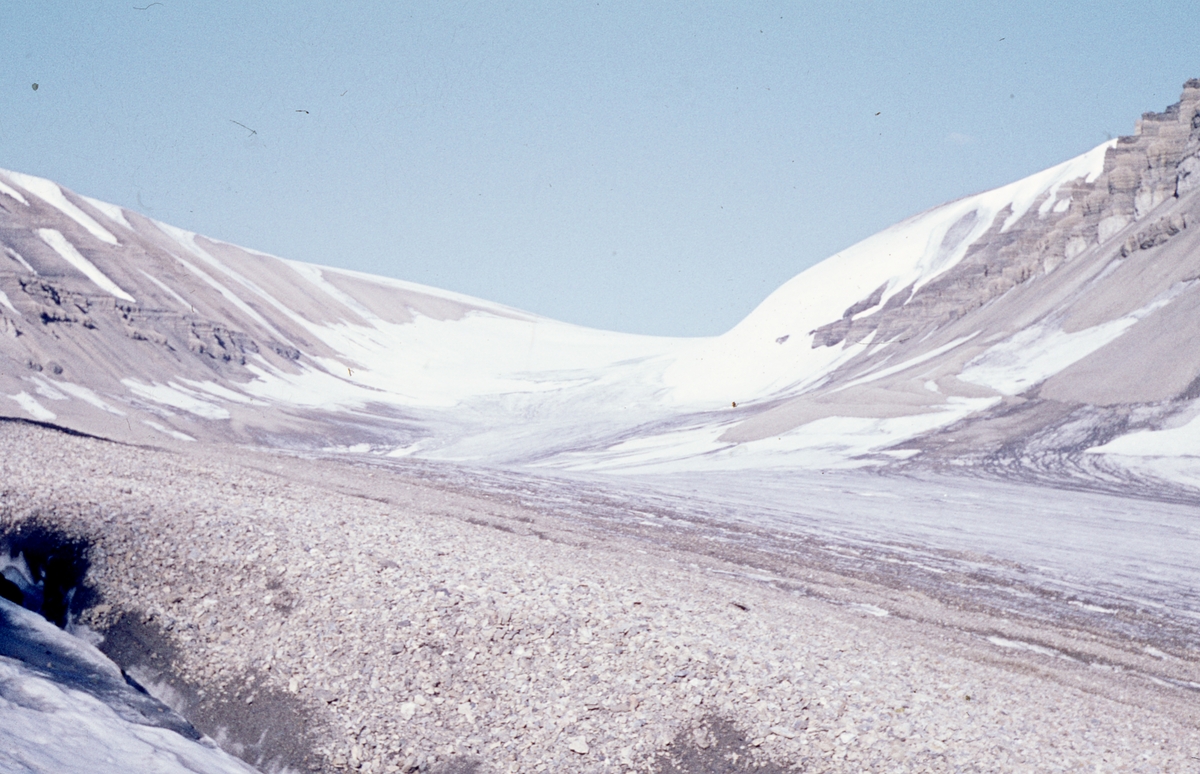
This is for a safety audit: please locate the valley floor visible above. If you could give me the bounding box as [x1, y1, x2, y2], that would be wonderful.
[1, 420, 1198, 773]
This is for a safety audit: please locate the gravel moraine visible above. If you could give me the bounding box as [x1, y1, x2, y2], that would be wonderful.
[1, 420, 1198, 773]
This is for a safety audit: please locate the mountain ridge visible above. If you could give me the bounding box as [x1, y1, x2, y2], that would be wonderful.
[3, 81, 1200, 486]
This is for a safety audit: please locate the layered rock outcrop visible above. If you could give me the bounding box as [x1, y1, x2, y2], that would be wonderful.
[813, 80, 1200, 352]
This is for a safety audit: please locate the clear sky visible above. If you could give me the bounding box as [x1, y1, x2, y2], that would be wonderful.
[4, 2, 1200, 336]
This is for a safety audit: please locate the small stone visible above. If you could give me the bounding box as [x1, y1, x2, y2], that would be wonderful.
[568, 736, 589, 755]
[399, 702, 417, 721]
[770, 725, 796, 739]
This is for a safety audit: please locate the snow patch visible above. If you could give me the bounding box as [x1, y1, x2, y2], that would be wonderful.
[959, 322, 1135, 395]
[31, 376, 68, 401]
[960, 282, 1188, 395]
[238, 299, 675, 413]
[1068, 600, 1117, 614]
[7, 392, 56, 421]
[81, 195, 132, 229]
[0, 288, 19, 315]
[5, 247, 37, 274]
[0, 178, 29, 205]
[156, 228, 289, 342]
[665, 140, 1117, 408]
[4, 171, 118, 245]
[836, 333, 979, 391]
[302, 261, 543, 320]
[1003, 140, 1114, 231]
[122, 379, 231, 420]
[1090, 415, 1200, 457]
[141, 420, 196, 442]
[48, 380, 127, 416]
[36, 229, 136, 302]
[157, 225, 325, 337]
[176, 379, 260, 405]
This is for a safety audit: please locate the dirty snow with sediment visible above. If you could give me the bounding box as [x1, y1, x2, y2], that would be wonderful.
[0, 601, 258, 774]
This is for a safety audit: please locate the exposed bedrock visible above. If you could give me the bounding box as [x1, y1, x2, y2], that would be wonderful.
[813, 79, 1200, 354]
[719, 80, 1200, 467]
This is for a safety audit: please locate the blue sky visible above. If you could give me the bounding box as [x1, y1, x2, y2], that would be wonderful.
[4, 2, 1200, 336]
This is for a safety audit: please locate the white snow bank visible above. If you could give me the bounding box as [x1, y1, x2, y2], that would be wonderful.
[836, 333, 979, 391]
[5, 247, 37, 274]
[1089, 415, 1200, 458]
[81, 195, 133, 229]
[293, 260, 544, 322]
[47, 379, 127, 416]
[0, 179, 28, 205]
[664, 140, 1118, 405]
[960, 281, 1191, 395]
[0, 606, 257, 774]
[176, 379, 261, 404]
[141, 419, 196, 442]
[999, 139, 1113, 231]
[156, 224, 314, 338]
[960, 321, 1135, 395]
[31, 376, 68, 401]
[3, 170, 118, 245]
[986, 636, 1071, 660]
[139, 268, 199, 312]
[36, 229, 136, 302]
[238, 260, 678, 413]
[154, 223, 300, 345]
[0, 288, 18, 315]
[7, 392, 56, 421]
[138, 269, 195, 311]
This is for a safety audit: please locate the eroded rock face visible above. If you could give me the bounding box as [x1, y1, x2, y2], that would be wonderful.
[812, 80, 1200, 353]
[714, 80, 1200, 470]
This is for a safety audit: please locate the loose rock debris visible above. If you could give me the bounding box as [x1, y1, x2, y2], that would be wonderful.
[0, 421, 1197, 773]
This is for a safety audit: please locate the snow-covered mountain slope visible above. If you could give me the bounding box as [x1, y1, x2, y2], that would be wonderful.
[4, 80, 1200, 481]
